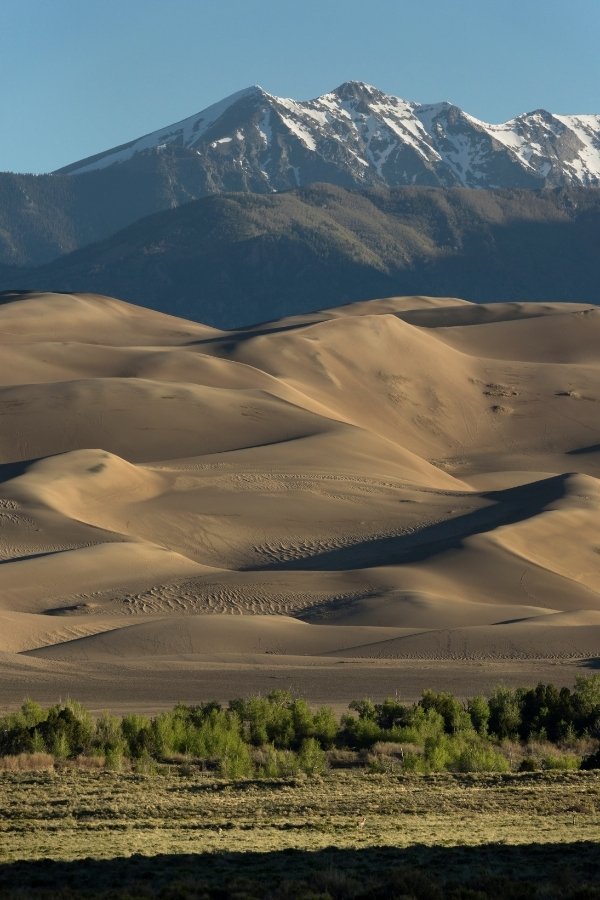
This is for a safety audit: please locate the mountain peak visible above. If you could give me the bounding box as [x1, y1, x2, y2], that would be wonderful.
[330, 80, 381, 101]
[55, 82, 600, 189]
[239, 84, 270, 99]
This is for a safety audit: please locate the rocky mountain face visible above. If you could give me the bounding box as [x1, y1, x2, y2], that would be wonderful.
[1, 82, 598, 270]
[6, 184, 598, 328]
[59, 81, 600, 191]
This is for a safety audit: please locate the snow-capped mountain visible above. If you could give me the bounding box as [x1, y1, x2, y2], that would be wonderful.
[58, 81, 600, 189]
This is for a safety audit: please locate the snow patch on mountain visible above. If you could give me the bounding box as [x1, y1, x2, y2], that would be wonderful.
[57, 82, 600, 190]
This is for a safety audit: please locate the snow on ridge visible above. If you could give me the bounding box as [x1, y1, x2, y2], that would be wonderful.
[257, 109, 273, 148]
[554, 114, 600, 180]
[59, 82, 600, 187]
[58, 85, 265, 175]
[275, 112, 317, 151]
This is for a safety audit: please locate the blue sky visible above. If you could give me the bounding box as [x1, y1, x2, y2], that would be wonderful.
[2, 0, 599, 173]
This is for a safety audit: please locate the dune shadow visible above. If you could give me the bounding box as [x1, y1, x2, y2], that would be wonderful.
[0, 290, 39, 306]
[187, 319, 318, 348]
[250, 473, 569, 571]
[567, 443, 600, 456]
[0, 547, 81, 566]
[0, 842, 597, 898]
[0, 457, 43, 485]
[577, 657, 600, 669]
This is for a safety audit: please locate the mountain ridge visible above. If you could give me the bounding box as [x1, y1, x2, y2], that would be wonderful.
[4, 183, 598, 328]
[2, 81, 599, 271]
[56, 81, 600, 190]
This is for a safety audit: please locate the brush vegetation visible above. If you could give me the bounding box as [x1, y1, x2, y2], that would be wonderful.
[1, 675, 599, 777]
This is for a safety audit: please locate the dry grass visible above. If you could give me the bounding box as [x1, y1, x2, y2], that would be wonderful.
[0, 753, 54, 772]
[0, 768, 598, 896]
[0, 768, 598, 859]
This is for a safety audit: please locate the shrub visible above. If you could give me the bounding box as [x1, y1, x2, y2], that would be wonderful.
[219, 739, 253, 779]
[401, 751, 428, 773]
[467, 695, 491, 735]
[105, 747, 124, 772]
[452, 744, 510, 773]
[348, 698, 377, 721]
[298, 737, 327, 775]
[255, 744, 299, 778]
[376, 697, 409, 730]
[423, 734, 454, 771]
[396, 706, 446, 745]
[339, 713, 383, 749]
[134, 751, 158, 775]
[488, 687, 521, 740]
[541, 752, 580, 771]
[0, 677, 597, 777]
[71, 754, 105, 770]
[94, 712, 123, 754]
[121, 714, 152, 758]
[419, 690, 473, 734]
[312, 706, 338, 748]
[51, 732, 70, 760]
[19, 699, 45, 729]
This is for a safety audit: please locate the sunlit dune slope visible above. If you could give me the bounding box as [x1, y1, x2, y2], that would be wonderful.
[0, 291, 599, 672]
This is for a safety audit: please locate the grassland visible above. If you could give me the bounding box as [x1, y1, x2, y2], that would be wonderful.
[0, 768, 599, 897]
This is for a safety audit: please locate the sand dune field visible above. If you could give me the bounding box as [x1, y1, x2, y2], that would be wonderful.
[0, 291, 599, 708]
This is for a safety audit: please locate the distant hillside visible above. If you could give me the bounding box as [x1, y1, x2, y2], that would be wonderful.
[4, 184, 598, 328]
[0, 153, 225, 267]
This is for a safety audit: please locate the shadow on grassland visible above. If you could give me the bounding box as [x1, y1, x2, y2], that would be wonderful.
[1, 842, 599, 899]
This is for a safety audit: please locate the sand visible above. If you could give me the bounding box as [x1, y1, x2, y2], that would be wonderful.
[0, 290, 598, 710]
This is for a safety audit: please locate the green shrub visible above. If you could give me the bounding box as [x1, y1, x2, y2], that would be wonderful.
[121, 714, 152, 758]
[423, 734, 454, 771]
[219, 739, 253, 779]
[467, 695, 491, 735]
[488, 687, 521, 740]
[298, 737, 327, 775]
[51, 732, 70, 760]
[105, 747, 124, 772]
[452, 743, 510, 773]
[541, 753, 580, 771]
[134, 751, 158, 775]
[420, 690, 473, 734]
[94, 712, 123, 754]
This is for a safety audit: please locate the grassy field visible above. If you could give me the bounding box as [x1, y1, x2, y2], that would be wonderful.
[0, 768, 599, 897]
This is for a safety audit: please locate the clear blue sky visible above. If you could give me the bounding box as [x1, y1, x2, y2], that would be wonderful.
[2, 0, 599, 174]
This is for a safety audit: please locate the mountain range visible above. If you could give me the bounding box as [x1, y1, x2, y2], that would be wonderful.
[0, 82, 599, 326]
[2, 81, 600, 270]
[59, 81, 600, 191]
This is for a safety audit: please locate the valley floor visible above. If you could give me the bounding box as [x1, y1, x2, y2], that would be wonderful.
[0, 770, 598, 898]
[0, 655, 596, 714]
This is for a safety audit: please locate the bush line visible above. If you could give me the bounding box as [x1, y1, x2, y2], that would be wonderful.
[1, 675, 599, 776]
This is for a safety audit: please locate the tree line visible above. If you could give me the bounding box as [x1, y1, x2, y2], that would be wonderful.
[1, 675, 599, 777]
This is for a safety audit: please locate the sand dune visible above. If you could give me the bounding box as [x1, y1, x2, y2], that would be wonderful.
[0, 291, 599, 706]
[25, 615, 417, 661]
